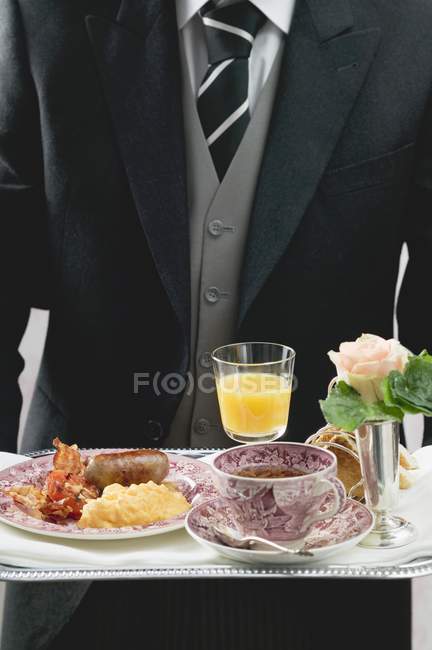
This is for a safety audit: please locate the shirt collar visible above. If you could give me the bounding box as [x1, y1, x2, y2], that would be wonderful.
[176, 0, 296, 33]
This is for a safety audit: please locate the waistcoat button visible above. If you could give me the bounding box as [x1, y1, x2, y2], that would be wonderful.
[193, 418, 210, 435]
[205, 287, 220, 304]
[208, 219, 224, 237]
[199, 352, 213, 368]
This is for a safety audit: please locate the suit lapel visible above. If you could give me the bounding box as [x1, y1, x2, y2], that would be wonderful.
[86, 0, 190, 341]
[239, 0, 381, 324]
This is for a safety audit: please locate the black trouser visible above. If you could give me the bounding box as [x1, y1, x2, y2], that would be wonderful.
[13, 579, 410, 650]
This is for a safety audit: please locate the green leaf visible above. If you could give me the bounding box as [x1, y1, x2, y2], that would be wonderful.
[384, 353, 432, 417]
[381, 376, 422, 414]
[366, 401, 405, 422]
[320, 381, 404, 432]
[320, 382, 367, 432]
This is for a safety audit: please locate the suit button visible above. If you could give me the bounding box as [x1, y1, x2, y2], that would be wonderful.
[147, 420, 163, 442]
[205, 287, 220, 304]
[193, 418, 210, 435]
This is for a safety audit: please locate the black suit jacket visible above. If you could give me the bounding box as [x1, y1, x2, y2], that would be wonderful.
[1, 0, 432, 453]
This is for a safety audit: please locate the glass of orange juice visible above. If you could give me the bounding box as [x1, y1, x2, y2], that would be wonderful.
[212, 342, 296, 444]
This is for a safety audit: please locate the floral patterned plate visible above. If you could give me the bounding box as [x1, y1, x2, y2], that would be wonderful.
[185, 497, 374, 565]
[0, 452, 217, 540]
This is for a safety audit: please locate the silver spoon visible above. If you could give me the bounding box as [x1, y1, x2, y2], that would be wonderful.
[212, 523, 314, 556]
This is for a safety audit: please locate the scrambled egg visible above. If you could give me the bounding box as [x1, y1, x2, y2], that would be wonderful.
[78, 481, 190, 529]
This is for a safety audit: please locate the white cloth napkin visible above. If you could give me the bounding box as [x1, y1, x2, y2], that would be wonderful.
[0, 449, 431, 570]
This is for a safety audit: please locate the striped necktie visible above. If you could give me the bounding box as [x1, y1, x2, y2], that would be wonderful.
[197, 1, 267, 181]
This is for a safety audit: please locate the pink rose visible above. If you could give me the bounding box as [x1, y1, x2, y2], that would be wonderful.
[328, 334, 409, 403]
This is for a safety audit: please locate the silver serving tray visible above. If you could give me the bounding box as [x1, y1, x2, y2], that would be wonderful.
[0, 448, 431, 582]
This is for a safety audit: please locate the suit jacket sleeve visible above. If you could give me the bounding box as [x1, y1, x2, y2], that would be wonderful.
[397, 89, 432, 447]
[0, 0, 46, 451]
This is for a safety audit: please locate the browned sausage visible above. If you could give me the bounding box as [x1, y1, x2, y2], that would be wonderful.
[84, 450, 169, 490]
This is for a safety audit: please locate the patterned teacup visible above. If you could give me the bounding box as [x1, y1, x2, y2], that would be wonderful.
[211, 442, 346, 544]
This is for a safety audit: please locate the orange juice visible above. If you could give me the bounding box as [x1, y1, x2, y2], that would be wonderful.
[216, 372, 291, 441]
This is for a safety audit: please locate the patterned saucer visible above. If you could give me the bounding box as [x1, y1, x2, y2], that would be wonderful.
[0, 452, 218, 540]
[185, 497, 374, 565]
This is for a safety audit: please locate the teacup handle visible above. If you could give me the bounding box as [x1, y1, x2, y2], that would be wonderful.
[328, 476, 346, 506]
[304, 477, 346, 529]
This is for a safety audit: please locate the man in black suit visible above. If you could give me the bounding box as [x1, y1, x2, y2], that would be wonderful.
[1, 0, 431, 647]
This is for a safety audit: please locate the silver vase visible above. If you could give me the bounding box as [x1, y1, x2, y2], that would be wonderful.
[355, 420, 417, 549]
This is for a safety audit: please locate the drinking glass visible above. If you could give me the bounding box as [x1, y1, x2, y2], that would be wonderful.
[212, 342, 296, 444]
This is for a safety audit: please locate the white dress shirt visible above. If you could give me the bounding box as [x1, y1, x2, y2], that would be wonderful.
[175, 0, 296, 113]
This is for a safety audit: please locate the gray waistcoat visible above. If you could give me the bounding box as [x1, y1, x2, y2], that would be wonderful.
[169, 40, 284, 448]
